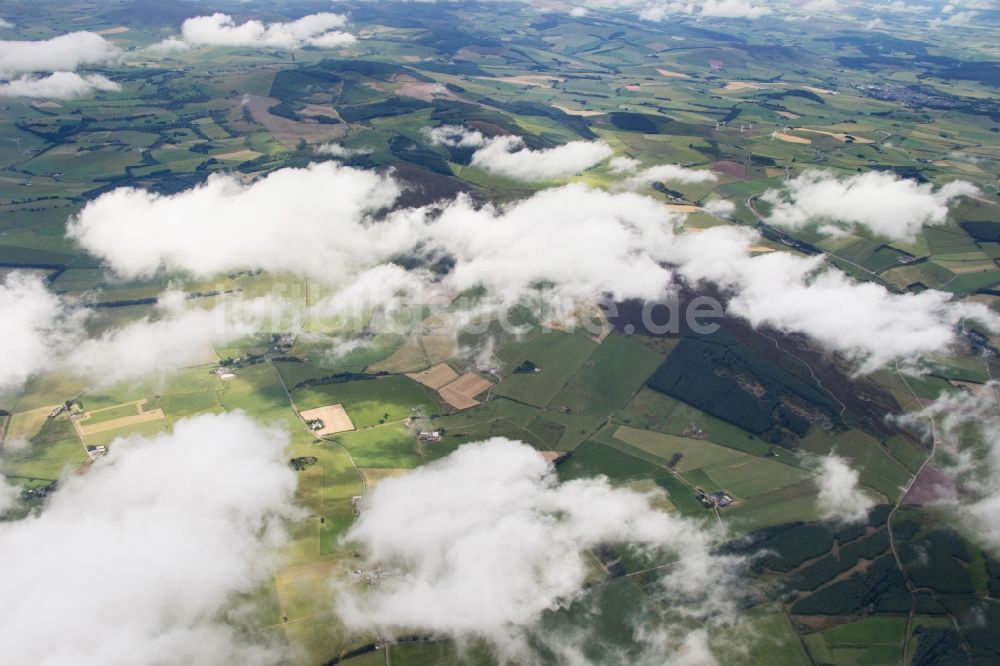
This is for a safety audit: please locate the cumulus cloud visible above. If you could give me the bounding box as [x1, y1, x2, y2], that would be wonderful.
[471, 136, 612, 181]
[66, 294, 282, 387]
[762, 170, 980, 242]
[610, 157, 718, 188]
[66, 164, 1000, 374]
[158, 12, 356, 51]
[421, 184, 682, 304]
[0, 272, 86, 395]
[425, 125, 612, 181]
[810, 454, 875, 523]
[0, 470, 19, 515]
[315, 142, 372, 160]
[423, 124, 487, 148]
[0, 275, 291, 392]
[0, 19, 12, 29]
[701, 0, 773, 18]
[69, 162, 405, 281]
[0, 411, 299, 665]
[668, 226, 1000, 371]
[930, 10, 976, 27]
[0, 71, 119, 99]
[803, 0, 839, 11]
[895, 384, 1000, 553]
[0, 32, 118, 75]
[703, 198, 736, 218]
[335, 438, 742, 662]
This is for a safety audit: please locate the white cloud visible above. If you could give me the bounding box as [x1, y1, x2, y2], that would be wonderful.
[68, 162, 405, 281]
[471, 136, 613, 181]
[0, 411, 299, 665]
[668, 226, 1000, 371]
[703, 198, 736, 218]
[160, 12, 356, 51]
[0, 19, 12, 29]
[570, 6, 590, 16]
[762, 170, 979, 242]
[0, 470, 18, 515]
[65, 165, 1000, 375]
[0, 71, 119, 99]
[0, 272, 85, 395]
[315, 142, 372, 159]
[335, 437, 742, 662]
[423, 124, 487, 148]
[422, 184, 682, 304]
[65, 294, 282, 387]
[425, 125, 612, 181]
[811, 454, 875, 523]
[930, 10, 977, 27]
[898, 384, 1000, 554]
[701, 0, 772, 18]
[610, 157, 718, 188]
[803, 0, 839, 11]
[0, 32, 118, 75]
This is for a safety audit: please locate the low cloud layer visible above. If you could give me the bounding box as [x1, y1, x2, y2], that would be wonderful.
[701, 0, 773, 18]
[638, 0, 772, 21]
[762, 170, 979, 241]
[0, 275, 288, 394]
[899, 383, 1000, 554]
[0, 412, 299, 665]
[811, 454, 875, 523]
[66, 293, 281, 387]
[336, 438, 742, 663]
[0, 272, 85, 395]
[422, 184, 681, 304]
[0, 470, 18, 515]
[668, 226, 1000, 371]
[157, 12, 356, 51]
[426, 125, 612, 181]
[69, 162, 403, 281]
[65, 167, 1000, 374]
[0, 72, 119, 99]
[609, 156, 718, 188]
[0, 32, 118, 75]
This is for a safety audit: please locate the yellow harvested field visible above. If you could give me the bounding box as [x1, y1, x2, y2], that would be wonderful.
[215, 149, 262, 161]
[439, 373, 494, 411]
[96, 26, 130, 35]
[665, 204, 701, 213]
[722, 81, 764, 91]
[551, 104, 605, 117]
[776, 110, 801, 119]
[77, 400, 165, 437]
[722, 81, 836, 95]
[299, 404, 354, 437]
[5, 405, 60, 442]
[477, 75, 564, 86]
[748, 245, 776, 253]
[773, 132, 812, 144]
[407, 363, 460, 390]
[795, 128, 873, 144]
[656, 68, 690, 78]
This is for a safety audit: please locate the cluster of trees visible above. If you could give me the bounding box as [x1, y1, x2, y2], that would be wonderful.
[647, 333, 836, 446]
